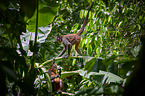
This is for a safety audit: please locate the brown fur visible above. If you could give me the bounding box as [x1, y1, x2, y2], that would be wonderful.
[62, 34, 81, 44]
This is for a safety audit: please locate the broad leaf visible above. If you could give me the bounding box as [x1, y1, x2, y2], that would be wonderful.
[21, 0, 36, 18]
[84, 57, 96, 73]
[26, 1, 59, 32]
[99, 70, 124, 83]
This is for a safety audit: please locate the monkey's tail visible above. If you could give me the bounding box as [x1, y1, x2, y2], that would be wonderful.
[76, 2, 93, 36]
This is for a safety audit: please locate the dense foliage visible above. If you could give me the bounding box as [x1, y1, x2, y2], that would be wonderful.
[0, 0, 145, 95]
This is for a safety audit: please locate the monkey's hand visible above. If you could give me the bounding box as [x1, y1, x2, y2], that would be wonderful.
[58, 90, 62, 94]
[51, 75, 60, 80]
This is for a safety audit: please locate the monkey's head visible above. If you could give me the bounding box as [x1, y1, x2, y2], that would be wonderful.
[56, 35, 62, 43]
[51, 64, 57, 72]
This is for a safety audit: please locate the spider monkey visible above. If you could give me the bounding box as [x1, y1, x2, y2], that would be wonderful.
[56, 2, 93, 58]
[48, 57, 63, 93]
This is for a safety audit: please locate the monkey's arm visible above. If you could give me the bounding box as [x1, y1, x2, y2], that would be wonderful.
[61, 37, 73, 58]
[58, 36, 72, 57]
[51, 75, 60, 80]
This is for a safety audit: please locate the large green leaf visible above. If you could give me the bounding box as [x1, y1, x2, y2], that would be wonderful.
[26, 1, 59, 32]
[99, 70, 124, 83]
[21, 0, 36, 18]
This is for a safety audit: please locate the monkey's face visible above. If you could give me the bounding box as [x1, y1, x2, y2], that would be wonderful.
[56, 36, 62, 43]
[51, 64, 57, 72]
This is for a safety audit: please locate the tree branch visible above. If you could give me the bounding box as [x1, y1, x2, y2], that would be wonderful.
[39, 56, 85, 67]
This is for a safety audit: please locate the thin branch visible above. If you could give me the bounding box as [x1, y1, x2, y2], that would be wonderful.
[62, 92, 75, 95]
[39, 56, 93, 67]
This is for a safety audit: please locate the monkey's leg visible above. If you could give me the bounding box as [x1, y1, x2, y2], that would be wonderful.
[67, 44, 72, 57]
[62, 38, 72, 58]
[62, 44, 72, 58]
[75, 43, 82, 55]
[58, 44, 66, 57]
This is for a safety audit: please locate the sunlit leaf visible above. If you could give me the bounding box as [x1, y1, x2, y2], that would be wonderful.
[117, 21, 123, 28]
[26, 1, 59, 32]
[41, 67, 52, 92]
[99, 71, 124, 83]
[137, 24, 141, 30]
[61, 70, 79, 79]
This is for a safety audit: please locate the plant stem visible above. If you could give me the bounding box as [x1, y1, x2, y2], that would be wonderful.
[32, 0, 39, 69]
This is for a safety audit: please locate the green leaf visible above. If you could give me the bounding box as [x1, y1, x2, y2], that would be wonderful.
[26, 1, 59, 32]
[137, 24, 141, 30]
[80, 10, 85, 19]
[71, 23, 79, 34]
[117, 21, 123, 28]
[41, 67, 52, 92]
[61, 70, 79, 79]
[84, 57, 96, 73]
[108, 15, 112, 24]
[75, 87, 94, 96]
[99, 71, 123, 83]
[103, 17, 106, 25]
[80, 39, 85, 48]
[20, 25, 51, 56]
[90, 74, 106, 84]
[21, 0, 36, 18]
[79, 70, 105, 79]
[36, 63, 52, 92]
[120, 1, 124, 7]
[87, 45, 92, 55]
[2, 66, 17, 81]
